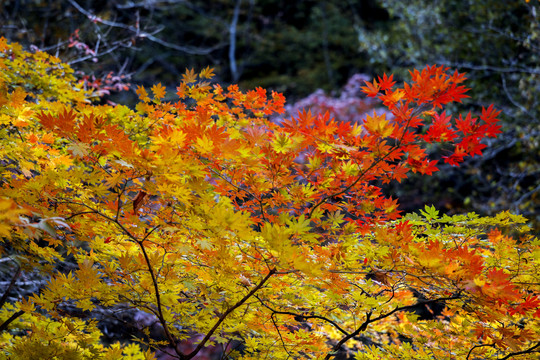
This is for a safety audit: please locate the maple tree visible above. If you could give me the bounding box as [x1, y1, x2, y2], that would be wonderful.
[0, 38, 539, 360]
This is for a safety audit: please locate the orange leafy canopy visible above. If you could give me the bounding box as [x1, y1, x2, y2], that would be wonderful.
[1, 38, 538, 360]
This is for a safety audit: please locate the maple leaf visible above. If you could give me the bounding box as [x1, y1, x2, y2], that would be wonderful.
[377, 73, 396, 91]
[182, 68, 197, 84]
[424, 111, 457, 142]
[151, 83, 166, 101]
[455, 113, 476, 135]
[361, 79, 380, 97]
[391, 164, 409, 183]
[510, 296, 540, 316]
[199, 66, 215, 79]
[480, 104, 501, 124]
[10, 87, 27, 108]
[132, 191, 147, 214]
[67, 142, 90, 158]
[379, 88, 404, 109]
[195, 135, 215, 154]
[37, 108, 77, 134]
[136, 85, 150, 102]
[176, 83, 188, 98]
[363, 112, 394, 137]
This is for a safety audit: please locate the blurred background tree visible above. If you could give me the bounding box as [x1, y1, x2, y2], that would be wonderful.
[1, 0, 538, 229]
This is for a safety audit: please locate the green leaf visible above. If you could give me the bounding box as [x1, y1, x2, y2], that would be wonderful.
[419, 204, 439, 221]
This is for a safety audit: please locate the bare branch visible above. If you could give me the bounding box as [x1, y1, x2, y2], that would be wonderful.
[116, 0, 190, 10]
[229, 0, 242, 82]
[501, 73, 532, 117]
[437, 60, 540, 76]
[67, 0, 222, 55]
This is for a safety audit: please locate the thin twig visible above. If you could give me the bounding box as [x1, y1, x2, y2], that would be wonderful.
[67, 0, 221, 55]
[271, 313, 293, 358]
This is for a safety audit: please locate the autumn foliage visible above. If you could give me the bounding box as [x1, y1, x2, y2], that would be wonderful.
[0, 38, 539, 359]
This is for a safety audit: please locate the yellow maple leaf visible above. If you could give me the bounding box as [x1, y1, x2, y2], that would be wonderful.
[195, 135, 214, 154]
[10, 87, 27, 108]
[363, 113, 394, 137]
[54, 154, 74, 167]
[13, 106, 34, 127]
[169, 129, 186, 147]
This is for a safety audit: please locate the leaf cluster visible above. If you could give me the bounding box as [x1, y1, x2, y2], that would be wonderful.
[0, 38, 538, 360]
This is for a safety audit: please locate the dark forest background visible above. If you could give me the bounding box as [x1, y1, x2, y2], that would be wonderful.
[1, 0, 538, 232]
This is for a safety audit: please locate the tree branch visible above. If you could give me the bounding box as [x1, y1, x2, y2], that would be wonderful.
[183, 268, 276, 360]
[466, 342, 496, 360]
[136, 230, 185, 358]
[256, 296, 350, 337]
[0, 263, 21, 311]
[0, 310, 24, 333]
[499, 341, 540, 360]
[67, 0, 222, 55]
[438, 60, 540, 76]
[324, 294, 461, 359]
[270, 313, 293, 358]
[229, 0, 242, 82]
[324, 312, 371, 360]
